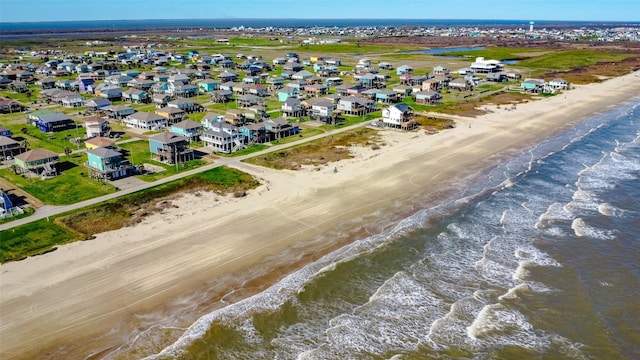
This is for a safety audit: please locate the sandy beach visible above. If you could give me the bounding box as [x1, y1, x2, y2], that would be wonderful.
[1, 72, 639, 359]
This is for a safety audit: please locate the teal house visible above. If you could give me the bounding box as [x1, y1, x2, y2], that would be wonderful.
[278, 86, 299, 102]
[86, 147, 133, 180]
[197, 79, 218, 93]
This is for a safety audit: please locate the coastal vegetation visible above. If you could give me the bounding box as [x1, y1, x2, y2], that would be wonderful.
[244, 127, 381, 170]
[0, 166, 260, 263]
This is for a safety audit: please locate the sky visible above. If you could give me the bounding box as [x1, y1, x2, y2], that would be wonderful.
[0, 0, 637, 23]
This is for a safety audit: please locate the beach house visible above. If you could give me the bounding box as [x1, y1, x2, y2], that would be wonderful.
[0, 136, 21, 158]
[382, 103, 416, 130]
[85, 98, 112, 114]
[415, 90, 443, 105]
[170, 119, 203, 141]
[148, 132, 194, 164]
[85, 147, 133, 180]
[282, 97, 304, 117]
[103, 104, 136, 120]
[521, 78, 546, 94]
[201, 121, 245, 153]
[14, 148, 60, 177]
[82, 116, 109, 138]
[35, 113, 75, 133]
[84, 136, 115, 150]
[123, 112, 167, 130]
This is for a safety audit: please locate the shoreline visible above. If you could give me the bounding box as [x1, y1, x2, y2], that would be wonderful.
[1, 72, 639, 359]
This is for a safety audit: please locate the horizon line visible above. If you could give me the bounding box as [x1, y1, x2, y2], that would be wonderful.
[4, 18, 640, 25]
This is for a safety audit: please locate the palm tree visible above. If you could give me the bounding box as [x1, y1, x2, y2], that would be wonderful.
[20, 139, 29, 152]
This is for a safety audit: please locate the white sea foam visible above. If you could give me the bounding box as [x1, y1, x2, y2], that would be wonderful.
[536, 203, 573, 229]
[571, 218, 615, 240]
[598, 202, 625, 217]
[498, 283, 531, 301]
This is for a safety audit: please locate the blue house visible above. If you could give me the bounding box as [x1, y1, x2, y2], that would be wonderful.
[396, 65, 414, 75]
[170, 119, 203, 141]
[36, 113, 75, 133]
[121, 69, 140, 77]
[86, 147, 133, 180]
[77, 78, 95, 93]
[0, 126, 12, 137]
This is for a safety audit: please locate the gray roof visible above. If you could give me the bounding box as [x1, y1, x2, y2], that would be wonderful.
[130, 112, 164, 122]
[39, 113, 72, 123]
[88, 146, 122, 159]
[86, 98, 111, 107]
[150, 132, 189, 144]
[0, 136, 19, 146]
[171, 120, 201, 129]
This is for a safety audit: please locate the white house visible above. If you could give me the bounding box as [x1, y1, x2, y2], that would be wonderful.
[122, 112, 167, 130]
[201, 121, 245, 153]
[470, 57, 503, 73]
[382, 103, 416, 130]
[547, 78, 569, 92]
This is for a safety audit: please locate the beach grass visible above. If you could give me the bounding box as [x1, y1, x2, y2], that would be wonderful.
[0, 166, 260, 263]
[244, 127, 381, 170]
[0, 217, 81, 263]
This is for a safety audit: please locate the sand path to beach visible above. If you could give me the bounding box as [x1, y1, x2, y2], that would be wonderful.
[1, 72, 639, 359]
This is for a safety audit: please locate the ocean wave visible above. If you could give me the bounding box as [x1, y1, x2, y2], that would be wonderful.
[571, 218, 615, 240]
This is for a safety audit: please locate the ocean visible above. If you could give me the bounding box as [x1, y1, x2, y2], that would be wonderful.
[109, 98, 639, 359]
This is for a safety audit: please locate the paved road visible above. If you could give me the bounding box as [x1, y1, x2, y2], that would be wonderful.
[0, 120, 373, 231]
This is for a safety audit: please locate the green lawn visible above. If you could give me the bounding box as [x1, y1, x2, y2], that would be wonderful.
[0, 114, 81, 153]
[118, 140, 208, 182]
[0, 153, 116, 205]
[117, 140, 152, 165]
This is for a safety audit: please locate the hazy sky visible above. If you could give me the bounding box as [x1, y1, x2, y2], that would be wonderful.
[1, 0, 637, 23]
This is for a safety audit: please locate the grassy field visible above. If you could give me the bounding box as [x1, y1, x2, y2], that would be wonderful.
[0, 152, 117, 205]
[517, 49, 635, 70]
[0, 166, 260, 263]
[439, 47, 549, 60]
[298, 43, 420, 54]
